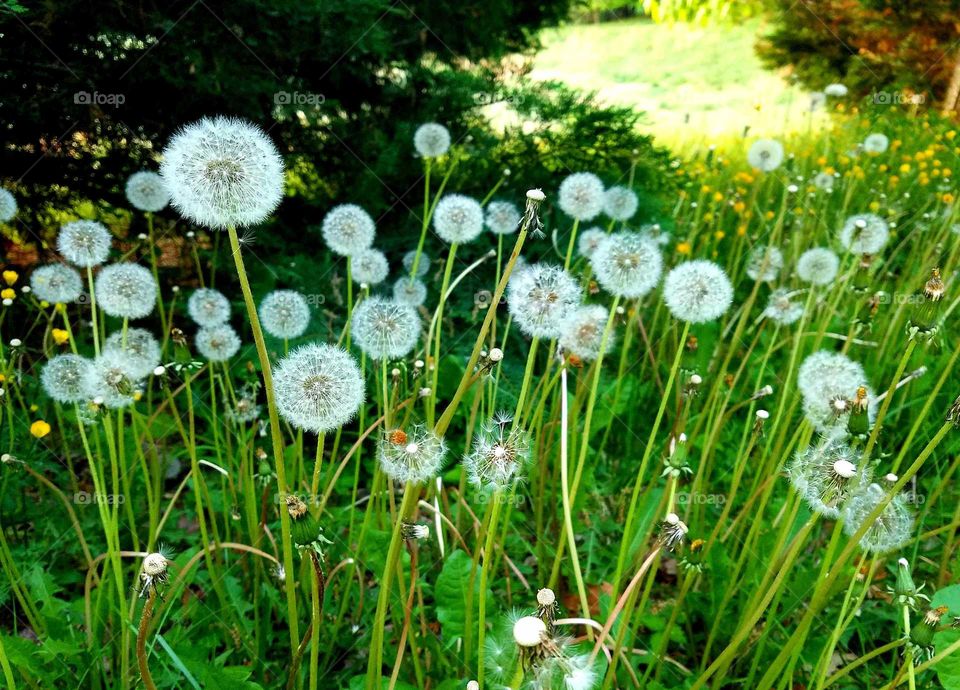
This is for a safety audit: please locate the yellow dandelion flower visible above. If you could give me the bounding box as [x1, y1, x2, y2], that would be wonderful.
[52, 328, 69, 345]
[1, 288, 14, 300]
[677, 241, 692, 255]
[30, 420, 51, 439]
[2, 271, 17, 286]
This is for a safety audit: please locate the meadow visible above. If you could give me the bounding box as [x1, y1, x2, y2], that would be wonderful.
[2, 77, 960, 690]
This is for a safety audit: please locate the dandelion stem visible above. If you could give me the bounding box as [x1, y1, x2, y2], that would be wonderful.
[136, 588, 159, 690]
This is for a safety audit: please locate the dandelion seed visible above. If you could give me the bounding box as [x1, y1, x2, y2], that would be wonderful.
[842, 482, 914, 554]
[104, 328, 161, 379]
[745, 245, 784, 282]
[125, 171, 170, 213]
[41, 354, 92, 403]
[273, 343, 365, 433]
[0, 188, 17, 223]
[378, 424, 447, 484]
[797, 247, 840, 285]
[321, 204, 376, 257]
[351, 248, 389, 286]
[95, 263, 157, 319]
[413, 122, 451, 158]
[747, 139, 784, 172]
[161, 116, 284, 230]
[393, 277, 427, 307]
[259, 290, 310, 339]
[187, 288, 231, 327]
[195, 324, 241, 362]
[30, 264, 83, 304]
[485, 200, 521, 236]
[663, 260, 734, 324]
[558, 173, 604, 221]
[58, 220, 112, 268]
[602, 185, 639, 221]
[507, 264, 583, 339]
[559, 305, 613, 362]
[351, 296, 420, 361]
[840, 213, 889, 255]
[433, 194, 484, 244]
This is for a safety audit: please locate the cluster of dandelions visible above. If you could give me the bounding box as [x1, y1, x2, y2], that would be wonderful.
[556, 172, 638, 224]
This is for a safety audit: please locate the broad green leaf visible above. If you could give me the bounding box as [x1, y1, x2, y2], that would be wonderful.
[435, 549, 492, 646]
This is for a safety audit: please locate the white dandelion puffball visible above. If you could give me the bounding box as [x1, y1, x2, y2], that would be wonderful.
[824, 83, 848, 97]
[787, 437, 869, 519]
[863, 133, 889, 154]
[465, 414, 531, 490]
[841, 483, 914, 554]
[798, 351, 866, 400]
[393, 277, 427, 307]
[485, 200, 521, 235]
[663, 260, 734, 324]
[559, 305, 614, 362]
[745, 245, 784, 282]
[797, 247, 840, 285]
[42, 354, 93, 403]
[352, 296, 421, 361]
[0, 188, 17, 223]
[507, 263, 583, 339]
[558, 172, 605, 221]
[125, 171, 170, 213]
[58, 220, 112, 267]
[378, 425, 447, 484]
[95, 263, 157, 319]
[433, 194, 484, 244]
[321, 204, 376, 257]
[259, 290, 310, 339]
[352, 248, 389, 286]
[603, 185, 639, 221]
[195, 324, 241, 362]
[590, 231, 663, 298]
[747, 139, 785, 172]
[187, 288, 231, 327]
[577, 227, 606, 260]
[813, 171, 835, 191]
[160, 116, 284, 230]
[839, 213, 889, 255]
[763, 289, 804, 326]
[402, 250, 430, 278]
[84, 351, 141, 409]
[273, 343, 365, 434]
[105, 328, 161, 380]
[513, 616, 547, 647]
[30, 264, 83, 304]
[413, 122, 451, 158]
[809, 91, 827, 111]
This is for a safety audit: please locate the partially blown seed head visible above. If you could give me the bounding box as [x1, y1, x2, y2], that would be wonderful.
[745, 245, 784, 282]
[464, 414, 530, 490]
[788, 436, 870, 518]
[378, 425, 447, 484]
[763, 288, 804, 325]
[842, 482, 914, 554]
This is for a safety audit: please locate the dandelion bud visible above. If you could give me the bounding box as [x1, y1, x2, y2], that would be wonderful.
[909, 606, 947, 661]
[892, 558, 929, 611]
[907, 267, 944, 341]
[847, 386, 871, 437]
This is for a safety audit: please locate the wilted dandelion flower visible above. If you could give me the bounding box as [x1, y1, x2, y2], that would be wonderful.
[195, 324, 241, 362]
[402, 250, 430, 278]
[187, 288, 231, 326]
[464, 413, 530, 489]
[378, 425, 447, 484]
[30, 264, 83, 304]
[558, 172, 604, 221]
[351, 248, 389, 286]
[259, 290, 310, 339]
[763, 288, 804, 325]
[41, 354, 92, 403]
[507, 264, 582, 339]
[745, 245, 784, 282]
[839, 213, 889, 255]
[663, 260, 734, 324]
[747, 139, 784, 172]
[0, 189, 17, 223]
[58, 220, 112, 267]
[413, 122, 451, 158]
[393, 277, 427, 307]
[863, 133, 890, 154]
[84, 351, 140, 408]
[273, 343, 364, 433]
[160, 116, 284, 230]
[813, 171, 835, 191]
[603, 185, 639, 221]
[433, 194, 484, 244]
[95, 263, 157, 319]
[842, 482, 914, 554]
[125, 171, 170, 212]
[559, 305, 613, 362]
[797, 247, 840, 285]
[577, 227, 606, 260]
[788, 437, 869, 518]
[485, 200, 521, 235]
[139, 550, 171, 596]
[590, 231, 663, 298]
[104, 328, 161, 379]
[351, 296, 420, 361]
[824, 83, 848, 97]
[321, 204, 376, 257]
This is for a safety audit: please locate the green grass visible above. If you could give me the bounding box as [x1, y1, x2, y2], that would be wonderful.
[531, 17, 830, 144]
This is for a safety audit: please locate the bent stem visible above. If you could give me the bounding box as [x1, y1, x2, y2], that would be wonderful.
[136, 588, 159, 690]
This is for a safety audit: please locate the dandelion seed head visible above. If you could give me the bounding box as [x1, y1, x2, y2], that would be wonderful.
[104, 328, 161, 380]
[84, 351, 140, 409]
[603, 185, 639, 221]
[433, 194, 484, 244]
[797, 247, 840, 285]
[788, 437, 869, 518]
[842, 483, 914, 554]
[763, 288, 804, 325]
[0, 188, 17, 223]
[58, 220, 112, 267]
[465, 414, 530, 490]
[663, 260, 734, 324]
[745, 245, 784, 282]
[840, 213, 889, 255]
[577, 227, 606, 260]
[351, 296, 420, 361]
[321, 204, 376, 257]
[513, 616, 547, 647]
[41, 354, 92, 403]
[30, 264, 83, 304]
[402, 250, 430, 278]
[413, 122, 451, 158]
[195, 324, 241, 362]
[160, 116, 284, 230]
[813, 171, 835, 191]
[378, 424, 446, 484]
[273, 343, 365, 433]
[747, 139, 784, 172]
[558, 172, 604, 221]
[351, 248, 389, 286]
[125, 171, 170, 213]
[798, 351, 876, 434]
[507, 264, 582, 339]
[559, 305, 613, 362]
[259, 289, 310, 339]
[95, 263, 157, 319]
[187, 288, 231, 327]
[591, 231, 663, 298]
[825, 83, 848, 97]
[485, 200, 521, 236]
[393, 277, 427, 307]
[863, 133, 889, 154]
